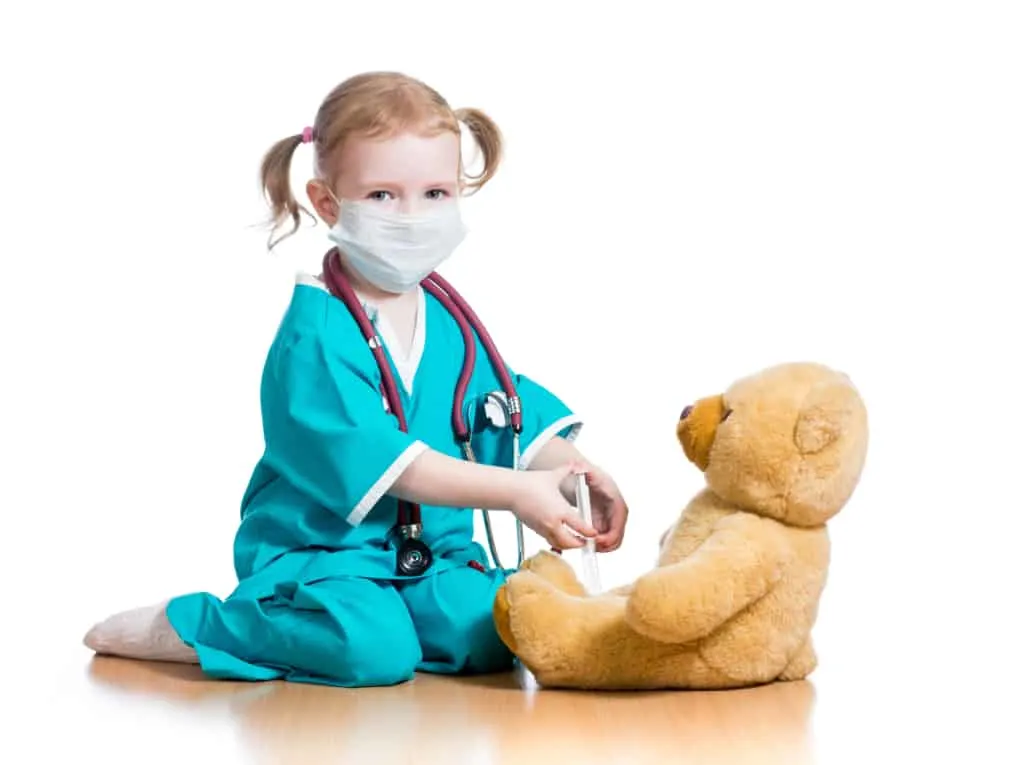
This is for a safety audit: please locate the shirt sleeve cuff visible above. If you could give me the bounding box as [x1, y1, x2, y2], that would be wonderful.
[517, 415, 584, 470]
[346, 440, 429, 526]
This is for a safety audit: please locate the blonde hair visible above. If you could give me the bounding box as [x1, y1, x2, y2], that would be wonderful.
[259, 71, 503, 250]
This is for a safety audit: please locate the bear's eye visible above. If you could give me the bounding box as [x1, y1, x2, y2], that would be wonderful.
[721, 408, 733, 422]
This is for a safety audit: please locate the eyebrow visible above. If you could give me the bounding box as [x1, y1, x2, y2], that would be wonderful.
[360, 180, 458, 188]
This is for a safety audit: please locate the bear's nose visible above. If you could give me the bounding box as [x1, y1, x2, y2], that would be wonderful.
[680, 405, 693, 421]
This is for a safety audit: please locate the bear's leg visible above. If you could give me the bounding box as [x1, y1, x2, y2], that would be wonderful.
[778, 638, 817, 681]
[520, 550, 586, 596]
[496, 571, 729, 690]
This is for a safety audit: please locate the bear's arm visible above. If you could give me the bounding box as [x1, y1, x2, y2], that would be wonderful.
[623, 512, 792, 645]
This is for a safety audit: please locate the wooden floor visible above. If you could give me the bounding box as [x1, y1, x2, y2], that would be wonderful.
[12, 642, 1022, 764]
[37, 657, 819, 765]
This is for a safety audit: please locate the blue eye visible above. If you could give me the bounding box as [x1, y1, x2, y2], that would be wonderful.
[367, 190, 393, 201]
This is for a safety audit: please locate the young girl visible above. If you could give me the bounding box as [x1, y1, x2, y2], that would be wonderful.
[84, 71, 629, 688]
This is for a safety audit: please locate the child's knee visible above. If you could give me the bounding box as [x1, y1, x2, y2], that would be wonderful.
[267, 578, 423, 686]
[334, 620, 421, 685]
[402, 565, 515, 674]
[424, 596, 513, 674]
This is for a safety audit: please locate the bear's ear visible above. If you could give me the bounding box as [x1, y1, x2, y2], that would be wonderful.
[793, 375, 860, 455]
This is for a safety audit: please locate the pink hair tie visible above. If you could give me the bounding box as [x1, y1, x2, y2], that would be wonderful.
[301, 126, 314, 144]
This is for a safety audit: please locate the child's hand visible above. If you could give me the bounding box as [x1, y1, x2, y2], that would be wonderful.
[582, 466, 629, 552]
[511, 462, 597, 551]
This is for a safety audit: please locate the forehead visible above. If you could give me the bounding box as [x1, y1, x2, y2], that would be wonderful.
[337, 130, 460, 184]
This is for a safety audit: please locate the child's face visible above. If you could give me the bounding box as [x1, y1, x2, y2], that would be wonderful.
[308, 130, 461, 225]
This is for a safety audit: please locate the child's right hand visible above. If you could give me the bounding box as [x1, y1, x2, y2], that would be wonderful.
[511, 463, 597, 550]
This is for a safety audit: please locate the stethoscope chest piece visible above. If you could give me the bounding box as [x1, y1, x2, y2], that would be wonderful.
[396, 525, 433, 577]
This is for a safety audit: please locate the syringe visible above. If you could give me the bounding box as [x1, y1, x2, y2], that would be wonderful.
[575, 472, 603, 595]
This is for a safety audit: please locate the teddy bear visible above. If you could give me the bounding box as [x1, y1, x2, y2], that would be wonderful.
[492, 361, 868, 690]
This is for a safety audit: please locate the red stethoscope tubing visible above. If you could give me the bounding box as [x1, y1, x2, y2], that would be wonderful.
[320, 248, 522, 530]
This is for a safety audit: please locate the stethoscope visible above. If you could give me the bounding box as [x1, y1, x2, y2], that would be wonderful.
[321, 248, 526, 577]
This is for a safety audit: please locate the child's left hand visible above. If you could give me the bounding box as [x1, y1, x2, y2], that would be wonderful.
[582, 466, 629, 552]
[538, 437, 629, 552]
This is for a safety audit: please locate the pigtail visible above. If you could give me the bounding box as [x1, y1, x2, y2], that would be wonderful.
[259, 133, 313, 250]
[454, 107, 503, 194]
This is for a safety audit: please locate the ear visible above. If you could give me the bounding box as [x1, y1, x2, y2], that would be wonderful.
[305, 179, 339, 226]
[794, 376, 860, 455]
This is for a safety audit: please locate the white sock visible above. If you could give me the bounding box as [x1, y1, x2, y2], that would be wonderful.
[83, 600, 199, 663]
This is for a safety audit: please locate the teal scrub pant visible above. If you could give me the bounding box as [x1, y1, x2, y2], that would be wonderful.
[165, 563, 515, 687]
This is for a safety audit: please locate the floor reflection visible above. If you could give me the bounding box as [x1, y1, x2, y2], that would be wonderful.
[86, 657, 817, 765]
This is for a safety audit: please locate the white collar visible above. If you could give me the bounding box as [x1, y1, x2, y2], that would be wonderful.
[295, 272, 425, 394]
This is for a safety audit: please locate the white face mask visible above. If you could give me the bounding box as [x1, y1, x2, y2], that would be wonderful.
[327, 199, 467, 293]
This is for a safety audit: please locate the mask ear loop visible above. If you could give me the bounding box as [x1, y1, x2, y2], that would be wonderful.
[325, 188, 344, 221]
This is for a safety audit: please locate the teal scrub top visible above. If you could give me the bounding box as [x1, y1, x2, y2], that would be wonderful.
[228, 279, 582, 600]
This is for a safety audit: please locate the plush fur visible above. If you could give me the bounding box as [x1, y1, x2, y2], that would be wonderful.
[492, 361, 868, 690]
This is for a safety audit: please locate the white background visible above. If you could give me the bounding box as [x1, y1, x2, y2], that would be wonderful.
[3, 1, 1022, 761]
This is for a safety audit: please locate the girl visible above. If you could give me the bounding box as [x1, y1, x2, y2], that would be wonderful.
[84, 71, 629, 687]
